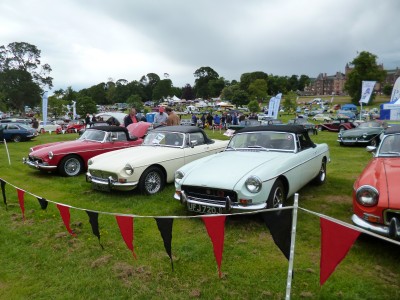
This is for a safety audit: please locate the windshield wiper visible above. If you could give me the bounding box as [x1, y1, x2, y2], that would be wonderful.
[247, 145, 269, 151]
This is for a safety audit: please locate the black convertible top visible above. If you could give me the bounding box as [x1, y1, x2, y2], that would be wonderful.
[236, 125, 308, 134]
[86, 126, 128, 133]
[385, 125, 400, 134]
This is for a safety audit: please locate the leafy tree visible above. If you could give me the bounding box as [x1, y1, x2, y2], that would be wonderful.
[75, 95, 97, 116]
[298, 75, 311, 91]
[382, 84, 393, 96]
[126, 95, 143, 112]
[63, 86, 78, 101]
[152, 79, 173, 100]
[220, 84, 240, 101]
[181, 84, 195, 100]
[0, 69, 41, 111]
[0, 42, 53, 90]
[344, 51, 386, 105]
[283, 91, 297, 114]
[208, 78, 226, 98]
[140, 73, 160, 100]
[288, 75, 299, 91]
[47, 96, 68, 119]
[193, 66, 219, 98]
[79, 83, 108, 104]
[0, 42, 52, 111]
[239, 72, 268, 92]
[248, 79, 268, 101]
[247, 100, 260, 113]
[231, 89, 249, 107]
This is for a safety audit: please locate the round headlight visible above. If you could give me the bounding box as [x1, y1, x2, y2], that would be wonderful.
[88, 159, 93, 166]
[124, 164, 134, 176]
[175, 170, 185, 184]
[29, 147, 33, 153]
[48, 151, 54, 159]
[245, 176, 262, 193]
[356, 185, 379, 207]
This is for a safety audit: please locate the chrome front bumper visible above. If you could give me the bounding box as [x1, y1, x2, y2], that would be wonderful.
[176, 190, 267, 213]
[86, 172, 138, 191]
[351, 214, 389, 236]
[23, 157, 57, 170]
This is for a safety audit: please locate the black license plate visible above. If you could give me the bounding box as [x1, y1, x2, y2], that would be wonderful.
[92, 182, 110, 192]
[187, 202, 223, 214]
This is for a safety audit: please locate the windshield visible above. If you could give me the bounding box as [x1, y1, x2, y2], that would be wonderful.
[143, 131, 185, 147]
[358, 121, 382, 128]
[227, 131, 295, 152]
[378, 134, 400, 156]
[79, 129, 106, 142]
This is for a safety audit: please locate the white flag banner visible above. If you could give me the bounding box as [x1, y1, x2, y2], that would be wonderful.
[42, 92, 48, 126]
[267, 97, 276, 117]
[272, 93, 282, 119]
[390, 77, 400, 104]
[359, 81, 376, 104]
[72, 101, 77, 119]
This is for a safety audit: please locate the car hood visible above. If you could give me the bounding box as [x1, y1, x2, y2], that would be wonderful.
[181, 151, 291, 190]
[356, 158, 400, 208]
[30, 140, 104, 157]
[89, 145, 183, 170]
[341, 127, 382, 137]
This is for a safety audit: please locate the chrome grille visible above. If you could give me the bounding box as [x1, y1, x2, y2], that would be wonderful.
[182, 185, 238, 204]
[89, 169, 118, 181]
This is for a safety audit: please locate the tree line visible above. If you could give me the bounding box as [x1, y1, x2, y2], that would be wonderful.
[0, 42, 389, 117]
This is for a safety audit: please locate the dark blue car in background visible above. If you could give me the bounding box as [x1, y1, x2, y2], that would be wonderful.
[0, 123, 37, 142]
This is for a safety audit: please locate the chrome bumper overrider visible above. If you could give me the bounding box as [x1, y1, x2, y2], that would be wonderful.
[351, 214, 389, 236]
[22, 158, 57, 170]
[86, 172, 138, 191]
[176, 190, 267, 212]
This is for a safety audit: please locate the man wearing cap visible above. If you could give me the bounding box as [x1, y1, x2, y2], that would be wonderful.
[154, 106, 168, 126]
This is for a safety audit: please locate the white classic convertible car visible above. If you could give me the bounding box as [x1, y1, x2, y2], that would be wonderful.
[174, 125, 330, 213]
[86, 126, 229, 194]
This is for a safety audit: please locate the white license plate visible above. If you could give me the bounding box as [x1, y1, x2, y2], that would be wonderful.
[187, 202, 223, 214]
[92, 182, 110, 192]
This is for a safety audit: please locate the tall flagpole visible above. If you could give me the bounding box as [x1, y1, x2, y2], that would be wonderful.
[285, 193, 299, 300]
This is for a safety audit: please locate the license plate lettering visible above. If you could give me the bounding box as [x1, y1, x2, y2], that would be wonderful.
[187, 203, 222, 214]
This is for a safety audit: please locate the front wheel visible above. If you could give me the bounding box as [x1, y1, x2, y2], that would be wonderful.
[370, 137, 379, 147]
[12, 135, 22, 142]
[58, 155, 83, 177]
[313, 159, 327, 185]
[267, 179, 286, 209]
[138, 166, 165, 195]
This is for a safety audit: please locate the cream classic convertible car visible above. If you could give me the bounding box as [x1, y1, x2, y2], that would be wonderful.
[174, 125, 330, 213]
[86, 126, 229, 195]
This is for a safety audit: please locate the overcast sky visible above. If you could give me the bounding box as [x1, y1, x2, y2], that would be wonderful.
[1, 0, 399, 92]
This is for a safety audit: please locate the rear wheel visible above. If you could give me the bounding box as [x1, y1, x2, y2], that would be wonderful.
[313, 159, 327, 185]
[267, 179, 286, 209]
[58, 155, 83, 177]
[12, 135, 22, 142]
[370, 137, 379, 147]
[138, 166, 165, 195]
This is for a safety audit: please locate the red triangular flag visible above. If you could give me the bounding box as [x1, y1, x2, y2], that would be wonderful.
[57, 204, 76, 236]
[320, 217, 360, 285]
[16, 188, 25, 220]
[202, 215, 226, 278]
[116, 215, 136, 259]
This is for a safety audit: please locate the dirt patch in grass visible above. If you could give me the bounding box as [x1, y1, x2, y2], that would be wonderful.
[91, 255, 113, 268]
[112, 262, 152, 285]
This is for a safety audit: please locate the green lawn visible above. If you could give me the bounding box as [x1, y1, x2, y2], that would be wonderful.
[0, 123, 399, 299]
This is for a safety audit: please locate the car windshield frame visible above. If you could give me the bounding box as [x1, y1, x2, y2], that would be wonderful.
[142, 131, 186, 148]
[79, 129, 107, 142]
[226, 131, 296, 153]
[377, 134, 400, 157]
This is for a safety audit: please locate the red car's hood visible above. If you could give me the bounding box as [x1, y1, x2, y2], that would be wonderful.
[30, 140, 102, 158]
[356, 158, 400, 208]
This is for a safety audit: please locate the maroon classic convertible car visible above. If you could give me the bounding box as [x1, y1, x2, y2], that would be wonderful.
[318, 117, 359, 132]
[23, 123, 151, 176]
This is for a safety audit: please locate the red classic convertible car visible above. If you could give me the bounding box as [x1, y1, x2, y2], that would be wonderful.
[352, 125, 400, 239]
[23, 123, 151, 176]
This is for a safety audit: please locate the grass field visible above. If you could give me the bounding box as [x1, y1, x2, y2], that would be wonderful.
[1, 113, 399, 299]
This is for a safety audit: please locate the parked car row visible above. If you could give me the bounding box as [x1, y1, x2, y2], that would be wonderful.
[17, 116, 400, 242]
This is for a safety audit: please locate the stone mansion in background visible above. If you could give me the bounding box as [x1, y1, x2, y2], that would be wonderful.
[303, 64, 400, 96]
